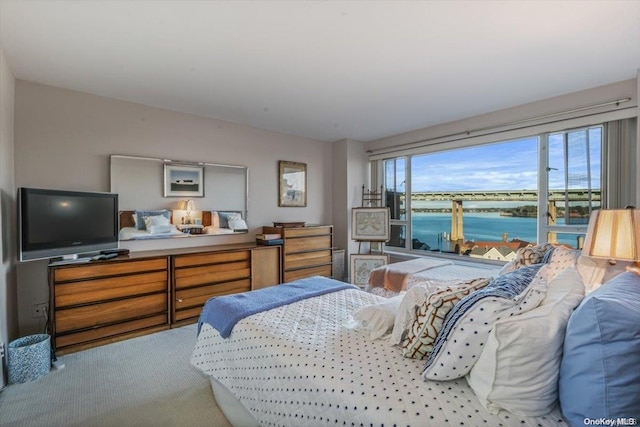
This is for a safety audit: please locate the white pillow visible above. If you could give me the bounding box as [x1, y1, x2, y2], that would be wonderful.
[390, 283, 433, 346]
[144, 215, 172, 234]
[467, 266, 585, 416]
[422, 264, 546, 380]
[228, 218, 248, 231]
[575, 254, 606, 293]
[144, 215, 170, 228]
[351, 294, 404, 340]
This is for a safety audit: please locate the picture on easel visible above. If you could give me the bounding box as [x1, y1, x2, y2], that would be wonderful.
[351, 207, 390, 242]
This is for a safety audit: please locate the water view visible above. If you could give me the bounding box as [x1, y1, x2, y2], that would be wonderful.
[411, 211, 586, 251]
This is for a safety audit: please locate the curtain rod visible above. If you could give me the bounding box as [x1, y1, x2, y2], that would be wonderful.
[368, 97, 632, 155]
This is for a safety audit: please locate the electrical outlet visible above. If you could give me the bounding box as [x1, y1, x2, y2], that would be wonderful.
[32, 303, 48, 318]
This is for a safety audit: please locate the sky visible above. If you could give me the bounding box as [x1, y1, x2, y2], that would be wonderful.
[400, 129, 601, 193]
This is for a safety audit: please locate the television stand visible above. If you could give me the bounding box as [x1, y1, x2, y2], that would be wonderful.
[48, 256, 92, 267]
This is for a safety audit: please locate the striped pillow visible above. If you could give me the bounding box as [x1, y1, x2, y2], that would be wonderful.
[401, 277, 491, 359]
[423, 264, 545, 380]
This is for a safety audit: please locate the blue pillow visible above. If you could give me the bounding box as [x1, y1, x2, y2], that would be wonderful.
[559, 271, 640, 427]
[135, 210, 171, 230]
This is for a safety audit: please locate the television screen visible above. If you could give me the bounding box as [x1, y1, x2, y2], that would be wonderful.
[19, 187, 119, 262]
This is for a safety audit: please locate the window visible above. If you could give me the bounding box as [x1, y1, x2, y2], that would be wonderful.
[383, 126, 602, 261]
[385, 158, 408, 248]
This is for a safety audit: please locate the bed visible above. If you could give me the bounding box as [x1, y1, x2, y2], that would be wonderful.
[191, 274, 571, 427]
[118, 210, 244, 240]
[366, 258, 500, 297]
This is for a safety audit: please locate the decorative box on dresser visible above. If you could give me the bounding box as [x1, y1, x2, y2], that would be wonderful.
[263, 225, 333, 282]
[49, 255, 170, 355]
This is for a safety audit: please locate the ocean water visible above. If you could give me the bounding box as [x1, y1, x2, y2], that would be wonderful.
[411, 212, 585, 250]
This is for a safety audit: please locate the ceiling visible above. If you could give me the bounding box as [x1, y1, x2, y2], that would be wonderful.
[1, 1, 639, 143]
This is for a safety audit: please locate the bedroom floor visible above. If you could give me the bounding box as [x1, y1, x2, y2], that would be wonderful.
[0, 324, 231, 427]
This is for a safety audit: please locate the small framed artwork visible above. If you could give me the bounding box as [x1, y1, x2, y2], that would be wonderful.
[350, 254, 389, 288]
[351, 207, 390, 241]
[278, 161, 307, 207]
[164, 164, 204, 197]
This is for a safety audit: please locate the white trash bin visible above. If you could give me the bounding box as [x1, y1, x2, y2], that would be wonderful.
[8, 334, 51, 384]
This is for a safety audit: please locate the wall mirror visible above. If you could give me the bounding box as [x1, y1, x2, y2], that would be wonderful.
[110, 155, 249, 241]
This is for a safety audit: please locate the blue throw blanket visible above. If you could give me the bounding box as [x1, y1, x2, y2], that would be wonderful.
[198, 276, 358, 338]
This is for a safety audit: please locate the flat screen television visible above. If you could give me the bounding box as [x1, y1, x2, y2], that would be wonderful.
[19, 187, 119, 262]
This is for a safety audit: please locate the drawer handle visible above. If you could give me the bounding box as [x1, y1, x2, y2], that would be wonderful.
[176, 298, 183, 303]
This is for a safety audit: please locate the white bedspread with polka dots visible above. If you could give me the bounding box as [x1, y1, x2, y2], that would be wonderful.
[191, 288, 567, 427]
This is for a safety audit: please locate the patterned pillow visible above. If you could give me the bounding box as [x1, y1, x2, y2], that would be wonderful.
[422, 263, 545, 380]
[496, 243, 554, 276]
[401, 277, 491, 359]
[514, 243, 555, 267]
[545, 245, 580, 280]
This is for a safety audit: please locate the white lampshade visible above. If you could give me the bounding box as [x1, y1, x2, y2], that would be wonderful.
[582, 209, 640, 267]
[180, 200, 195, 211]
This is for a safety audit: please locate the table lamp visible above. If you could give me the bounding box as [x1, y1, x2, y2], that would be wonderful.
[582, 207, 640, 275]
[180, 199, 195, 224]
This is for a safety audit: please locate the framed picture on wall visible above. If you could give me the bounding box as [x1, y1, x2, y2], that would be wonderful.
[278, 161, 307, 207]
[350, 254, 389, 288]
[351, 207, 390, 241]
[164, 164, 204, 197]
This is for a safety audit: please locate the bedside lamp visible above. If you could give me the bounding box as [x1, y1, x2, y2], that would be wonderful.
[180, 199, 196, 224]
[582, 207, 640, 275]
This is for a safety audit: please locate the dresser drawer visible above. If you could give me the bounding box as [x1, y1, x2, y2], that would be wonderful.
[54, 271, 168, 308]
[285, 235, 331, 254]
[284, 226, 332, 238]
[174, 261, 250, 289]
[55, 314, 168, 349]
[53, 258, 167, 282]
[284, 250, 332, 270]
[175, 279, 251, 310]
[55, 293, 167, 333]
[284, 265, 332, 282]
[174, 250, 250, 268]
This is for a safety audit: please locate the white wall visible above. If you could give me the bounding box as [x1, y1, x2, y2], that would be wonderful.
[367, 79, 638, 159]
[0, 48, 17, 387]
[331, 138, 368, 279]
[14, 80, 334, 335]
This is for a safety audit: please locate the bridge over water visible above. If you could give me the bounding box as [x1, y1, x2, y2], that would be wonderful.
[411, 189, 600, 202]
[389, 189, 599, 244]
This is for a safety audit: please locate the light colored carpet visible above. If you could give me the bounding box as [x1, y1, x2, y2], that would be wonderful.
[0, 324, 232, 427]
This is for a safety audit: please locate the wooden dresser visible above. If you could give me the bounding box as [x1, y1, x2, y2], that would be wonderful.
[48, 243, 281, 354]
[49, 255, 170, 355]
[263, 225, 333, 282]
[172, 249, 251, 326]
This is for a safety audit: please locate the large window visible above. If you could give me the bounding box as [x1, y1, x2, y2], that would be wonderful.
[384, 126, 602, 261]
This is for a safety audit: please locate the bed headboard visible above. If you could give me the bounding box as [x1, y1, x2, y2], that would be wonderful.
[120, 210, 136, 229]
